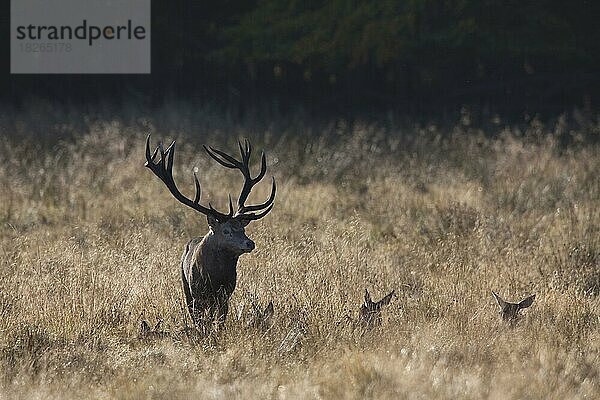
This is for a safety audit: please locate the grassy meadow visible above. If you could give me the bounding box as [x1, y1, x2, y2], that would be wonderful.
[0, 109, 599, 399]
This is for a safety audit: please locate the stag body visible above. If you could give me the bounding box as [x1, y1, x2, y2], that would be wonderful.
[181, 222, 249, 323]
[145, 136, 275, 328]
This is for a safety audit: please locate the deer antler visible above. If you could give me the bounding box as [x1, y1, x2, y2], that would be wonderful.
[204, 139, 276, 222]
[145, 135, 233, 222]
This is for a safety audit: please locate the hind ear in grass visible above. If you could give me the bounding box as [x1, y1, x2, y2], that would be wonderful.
[518, 294, 535, 309]
[264, 301, 274, 317]
[377, 290, 395, 308]
[492, 291, 507, 310]
[140, 320, 151, 331]
[359, 288, 396, 330]
[246, 300, 274, 330]
[492, 291, 536, 321]
[139, 320, 151, 336]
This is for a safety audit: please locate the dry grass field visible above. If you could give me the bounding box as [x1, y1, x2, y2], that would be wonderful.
[0, 111, 598, 399]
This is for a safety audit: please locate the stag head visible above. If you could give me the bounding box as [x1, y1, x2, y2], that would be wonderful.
[145, 136, 276, 255]
[206, 217, 255, 255]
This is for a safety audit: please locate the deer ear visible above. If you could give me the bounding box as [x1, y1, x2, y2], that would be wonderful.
[264, 301, 274, 318]
[207, 215, 220, 229]
[139, 320, 150, 335]
[492, 291, 506, 310]
[519, 294, 535, 309]
[378, 290, 395, 307]
[364, 289, 372, 305]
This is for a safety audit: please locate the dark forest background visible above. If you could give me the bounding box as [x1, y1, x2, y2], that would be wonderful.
[2, 0, 600, 119]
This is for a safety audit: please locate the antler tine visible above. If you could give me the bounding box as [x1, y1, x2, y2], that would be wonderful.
[256, 152, 268, 182]
[144, 134, 231, 222]
[227, 194, 234, 217]
[204, 145, 239, 169]
[238, 140, 245, 160]
[145, 135, 159, 164]
[207, 195, 234, 219]
[238, 139, 251, 165]
[158, 141, 166, 169]
[202, 139, 276, 221]
[237, 202, 274, 222]
[192, 172, 201, 204]
[239, 177, 276, 213]
[165, 141, 176, 173]
[236, 151, 268, 210]
[245, 139, 252, 163]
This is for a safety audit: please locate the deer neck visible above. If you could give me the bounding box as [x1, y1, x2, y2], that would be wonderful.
[199, 232, 239, 274]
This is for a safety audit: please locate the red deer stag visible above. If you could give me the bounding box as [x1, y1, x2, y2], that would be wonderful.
[145, 136, 276, 331]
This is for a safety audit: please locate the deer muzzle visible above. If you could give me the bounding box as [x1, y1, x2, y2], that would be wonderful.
[241, 239, 255, 253]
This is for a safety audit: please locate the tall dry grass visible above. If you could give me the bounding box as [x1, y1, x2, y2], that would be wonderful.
[0, 112, 598, 399]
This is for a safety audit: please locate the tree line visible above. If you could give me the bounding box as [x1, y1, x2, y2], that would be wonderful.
[3, 0, 599, 114]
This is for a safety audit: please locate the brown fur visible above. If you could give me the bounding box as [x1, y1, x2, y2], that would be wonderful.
[181, 229, 243, 328]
